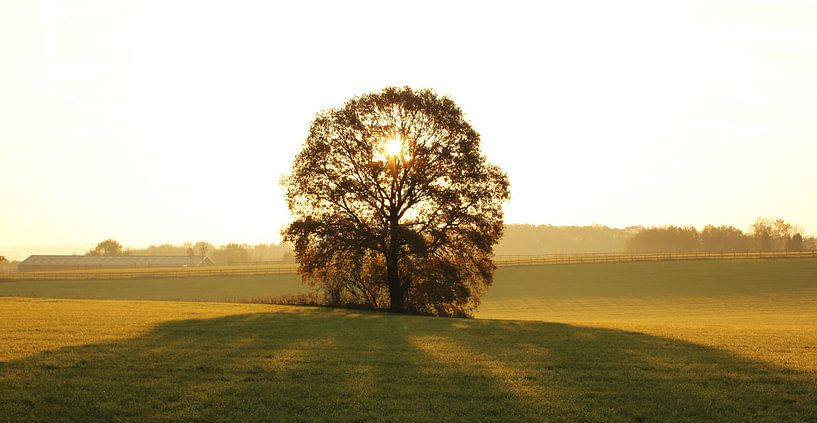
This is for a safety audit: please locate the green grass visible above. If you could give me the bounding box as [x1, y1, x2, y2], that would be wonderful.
[481, 259, 817, 325]
[3, 258, 815, 305]
[1, 298, 816, 422]
[2, 259, 817, 421]
[3, 258, 815, 327]
[0, 273, 304, 302]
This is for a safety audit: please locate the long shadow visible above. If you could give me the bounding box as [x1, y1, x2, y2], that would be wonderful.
[1, 309, 815, 421]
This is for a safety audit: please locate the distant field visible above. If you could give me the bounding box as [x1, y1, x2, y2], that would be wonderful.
[0, 263, 299, 281]
[2, 259, 816, 323]
[0, 273, 304, 302]
[3, 250, 814, 281]
[480, 259, 817, 377]
[481, 258, 817, 325]
[2, 259, 816, 420]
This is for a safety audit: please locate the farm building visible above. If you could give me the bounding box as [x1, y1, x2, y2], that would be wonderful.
[18, 255, 214, 272]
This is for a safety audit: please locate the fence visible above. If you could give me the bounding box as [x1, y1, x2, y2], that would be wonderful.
[493, 250, 817, 267]
[1, 250, 815, 281]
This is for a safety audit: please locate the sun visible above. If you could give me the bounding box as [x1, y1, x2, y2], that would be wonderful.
[384, 137, 403, 158]
[374, 135, 410, 163]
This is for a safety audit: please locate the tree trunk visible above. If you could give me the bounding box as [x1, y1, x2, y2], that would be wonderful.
[387, 252, 402, 312]
[386, 216, 403, 313]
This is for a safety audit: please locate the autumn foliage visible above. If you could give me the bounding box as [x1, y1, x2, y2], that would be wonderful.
[283, 87, 509, 316]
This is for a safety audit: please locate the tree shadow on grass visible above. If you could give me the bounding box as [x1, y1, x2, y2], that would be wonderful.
[1, 309, 815, 422]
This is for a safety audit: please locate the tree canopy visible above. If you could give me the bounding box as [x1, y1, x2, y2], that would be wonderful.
[283, 87, 510, 316]
[86, 239, 125, 256]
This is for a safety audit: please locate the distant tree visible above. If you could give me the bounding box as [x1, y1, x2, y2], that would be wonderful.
[626, 226, 700, 252]
[211, 243, 251, 265]
[194, 241, 213, 258]
[803, 236, 817, 251]
[283, 87, 509, 316]
[135, 244, 188, 256]
[0, 256, 7, 264]
[786, 233, 804, 252]
[757, 231, 773, 251]
[701, 225, 750, 252]
[495, 224, 631, 255]
[249, 243, 273, 261]
[750, 217, 802, 251]
[275, 242, 296, 262]
[750, 218, 774, 251]
[771, 219, 792, 250]
[87, 239, 125, 256]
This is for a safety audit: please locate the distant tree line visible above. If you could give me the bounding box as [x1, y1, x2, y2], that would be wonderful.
[494, 218, 815, 255]
[494, 224, 633, 254]
[85, 239, 295, 265]
[624, 218, 814, 253]
[0, 260, 16, 273]
[0, 256, 10, 273]
[81, 217, 814, 265]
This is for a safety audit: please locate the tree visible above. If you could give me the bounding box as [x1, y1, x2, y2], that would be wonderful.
[495, 224, 631, 254]
[786, 233, 804, 252]
[804, 236, 817, 251]
[281, 251, 296, 263]
[701, 225, 750, 252]
[750, 217, 802, 251]
[211, 243, 251, 265]
[751, 218, 774, 251]
[283, 87, 510, 316]
[625, 226, 701, 252]
[86, 239, 125, 256]
[194, 241, 213, 258]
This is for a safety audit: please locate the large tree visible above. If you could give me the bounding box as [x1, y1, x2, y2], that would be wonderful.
[283, 87, 509, 316]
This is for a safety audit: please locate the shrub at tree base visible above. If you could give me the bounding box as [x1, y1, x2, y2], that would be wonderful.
[282, 87, 510, 317]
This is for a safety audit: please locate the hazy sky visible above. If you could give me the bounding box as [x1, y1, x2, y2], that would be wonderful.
[2, 1, 816, 258]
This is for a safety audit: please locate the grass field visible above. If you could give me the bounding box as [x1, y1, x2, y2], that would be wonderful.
[0, 263, 300, 281]
[481, 259, 817, 325]
[2, 259, 816, 421]
[0, 273, 304, 302]
[4, 251, 814, 282]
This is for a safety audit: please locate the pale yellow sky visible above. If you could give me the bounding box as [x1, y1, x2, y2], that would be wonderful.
[1, 1, 816, 259]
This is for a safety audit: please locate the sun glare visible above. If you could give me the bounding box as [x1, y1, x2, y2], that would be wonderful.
[376, 136, 410, 163]
[384, 137, 403, 158]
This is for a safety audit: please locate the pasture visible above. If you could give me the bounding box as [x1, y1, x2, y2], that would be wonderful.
[1, 259, 816, 421]
[0, 273, 304, 302]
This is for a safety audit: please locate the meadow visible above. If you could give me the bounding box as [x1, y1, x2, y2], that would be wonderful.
[1, 259, 816, 421]
[0, 273, 304, 302]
